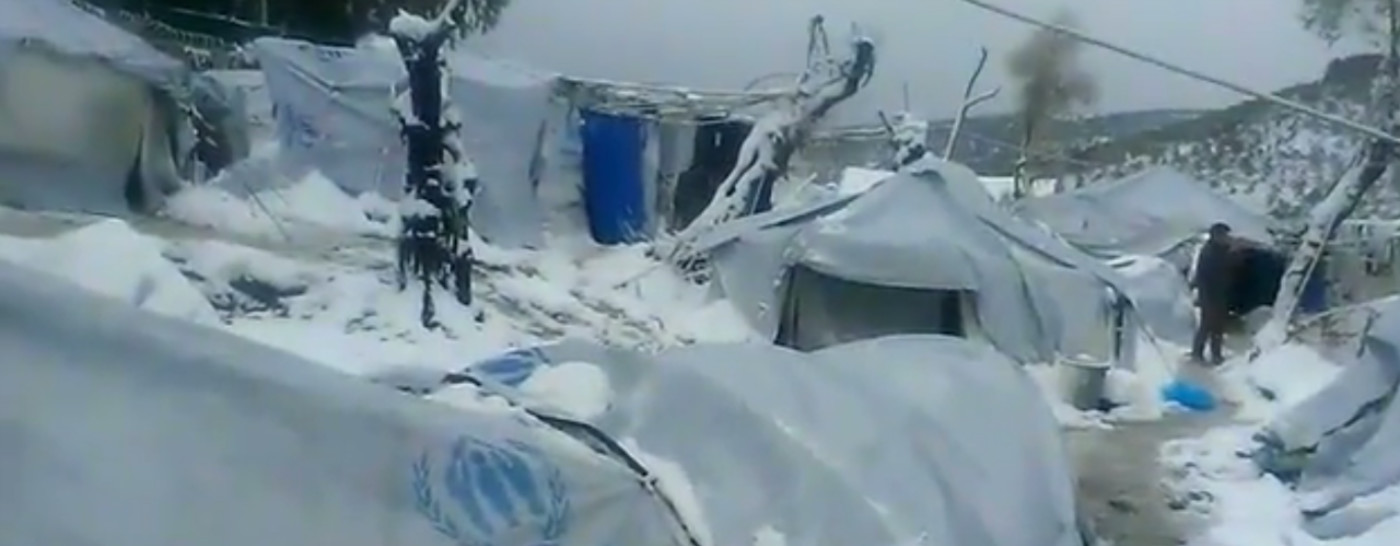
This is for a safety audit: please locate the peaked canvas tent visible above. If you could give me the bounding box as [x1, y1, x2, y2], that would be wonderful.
[1253, 299, 1400, 519]
[397, 335, 1085, 546]
[0, 0, 194, 215]
[0, 260, 689, 546]
[252, 37, 555, 248]
[1015, 167, 1277, 265]
[698, 160, 1144, 363]
[1017, 167, 1334, 315]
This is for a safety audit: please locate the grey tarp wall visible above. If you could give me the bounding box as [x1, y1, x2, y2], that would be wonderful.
[448, 335, 1083, 546]
[1016, 166, 1276, 263]
[0, 0, 192, 215]
[1254, 298, 1400, 518]
[0, 261, 686, 546]
[705, 160, 1142, 363]
[253, 37, 553, 248]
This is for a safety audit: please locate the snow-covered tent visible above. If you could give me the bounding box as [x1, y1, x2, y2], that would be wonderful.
[251, 37, 555, 248]
[0, 0, 196, 215]
[697, 160, 1142, 363]
[1253, 298, 1400, 517]
[1015, 166, 1278, 266]
[0, 259, 691, 546]
[397, 335, 1085, 546]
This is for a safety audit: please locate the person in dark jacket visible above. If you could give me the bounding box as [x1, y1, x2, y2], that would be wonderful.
[1191, 222, 1236, 365]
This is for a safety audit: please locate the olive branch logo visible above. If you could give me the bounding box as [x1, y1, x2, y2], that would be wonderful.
[412, 437, 571, 546]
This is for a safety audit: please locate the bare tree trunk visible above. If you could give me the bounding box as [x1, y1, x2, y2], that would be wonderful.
[389, 0, 477, 329]
[1253, 5, 1399, 355]
[944, 47, 1000, 160]
[660, 20, 875, 262]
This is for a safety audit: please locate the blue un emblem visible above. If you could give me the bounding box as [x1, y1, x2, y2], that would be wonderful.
[412, 436, 572, 546]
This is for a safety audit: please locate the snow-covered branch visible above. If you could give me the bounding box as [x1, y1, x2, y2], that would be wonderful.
[944, 47, 1001, 160]
[1253, 52, 1399, 356]
[659, 19, 876, 262]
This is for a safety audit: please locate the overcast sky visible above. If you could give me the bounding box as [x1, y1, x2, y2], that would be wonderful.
[470, 0, 1363, 121]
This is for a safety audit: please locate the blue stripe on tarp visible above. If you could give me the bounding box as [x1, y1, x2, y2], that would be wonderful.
[579, 109, 648, 245]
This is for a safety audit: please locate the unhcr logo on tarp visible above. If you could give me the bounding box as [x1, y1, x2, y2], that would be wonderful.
[412, 437, 572, 546]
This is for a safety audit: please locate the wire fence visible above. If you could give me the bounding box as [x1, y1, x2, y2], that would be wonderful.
[75, 0, 257, 69]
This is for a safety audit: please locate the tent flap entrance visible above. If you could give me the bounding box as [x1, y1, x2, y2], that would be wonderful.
[776, 264, 969, 351]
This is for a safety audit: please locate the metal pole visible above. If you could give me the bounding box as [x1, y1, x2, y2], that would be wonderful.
[958, 0, 1400, 146]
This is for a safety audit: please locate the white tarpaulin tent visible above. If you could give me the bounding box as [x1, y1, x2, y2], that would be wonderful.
[1254, 298, 1400, 517]
[393, 335, 1085, 546]
[693, 160, 1145, 363]
[0, 0, 191, 215]
[0, 260, 690, 546]
[250, 37, 554, 248]
[1015, 167, 1277, 265]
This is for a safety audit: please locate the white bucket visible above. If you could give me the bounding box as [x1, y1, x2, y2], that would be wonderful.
[1059, 355, 1110, 411]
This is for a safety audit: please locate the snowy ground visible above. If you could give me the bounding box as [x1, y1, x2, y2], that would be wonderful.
[1157, 342, 1400, 546]
[0, 168, 1387, 545]
[0, 175, 759, 377]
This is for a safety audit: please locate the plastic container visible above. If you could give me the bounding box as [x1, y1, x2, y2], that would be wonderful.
[1060, 355, 1110, 411]
[579, 109, 647, 245]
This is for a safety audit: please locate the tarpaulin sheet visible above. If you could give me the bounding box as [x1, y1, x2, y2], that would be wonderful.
[0, 1, 190, 216]
[0, 0, 186, 93]
[0, 260, 684, 546]
[451, 335, 1084, 546]
[1016, 167, 1276, 259]
[253, 37, 553, 247]
[1257, 299, 1400, 516]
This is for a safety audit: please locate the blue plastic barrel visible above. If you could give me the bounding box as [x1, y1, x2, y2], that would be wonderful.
[579, 109, 647, 244]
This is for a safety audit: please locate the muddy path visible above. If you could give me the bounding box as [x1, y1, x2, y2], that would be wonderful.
[1065, 361, 1247, 546]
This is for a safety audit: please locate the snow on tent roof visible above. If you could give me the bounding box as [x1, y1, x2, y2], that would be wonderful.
[1015, 166, 1277, 257]
[465, 336, 1083, 546]
[0, 259, 685, 546]
[705, 159, 1143, 362]
[0, 0, 186, 93]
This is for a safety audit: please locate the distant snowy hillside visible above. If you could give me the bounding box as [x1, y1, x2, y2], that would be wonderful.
[929, 108, 1205, 176]
[1065, 54, 1389, 221]
[800, 108, 1200, 182]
